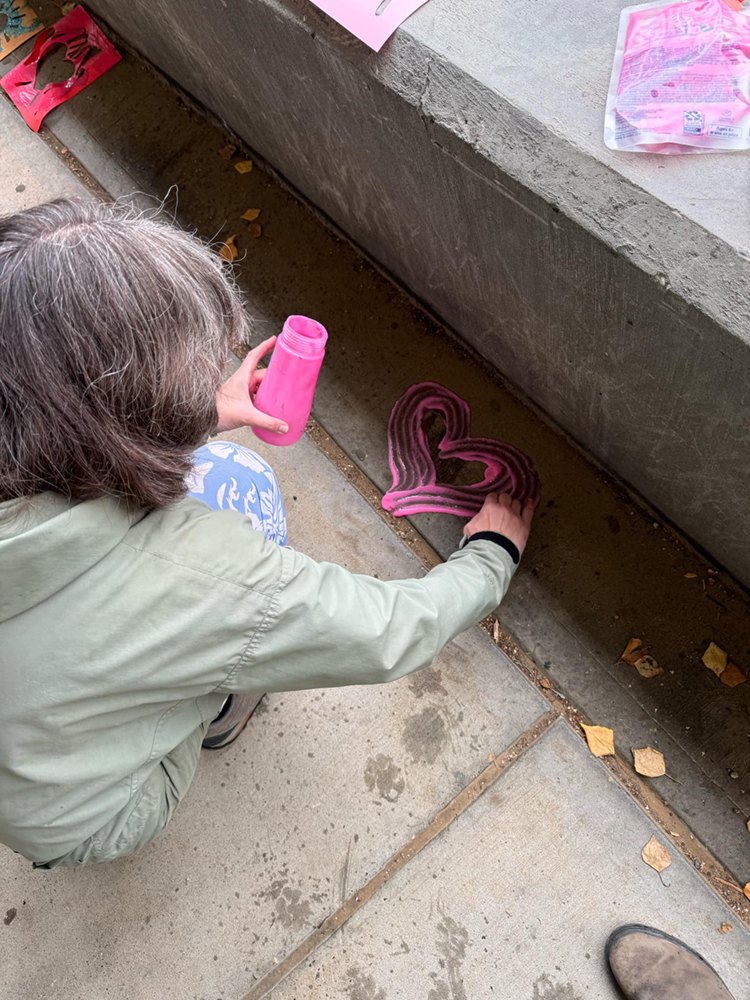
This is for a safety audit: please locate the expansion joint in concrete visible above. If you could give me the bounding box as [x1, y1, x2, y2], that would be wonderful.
[240, 710, 560, 1000]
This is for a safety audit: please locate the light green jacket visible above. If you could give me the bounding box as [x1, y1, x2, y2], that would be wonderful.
[0, 493, 516, 864]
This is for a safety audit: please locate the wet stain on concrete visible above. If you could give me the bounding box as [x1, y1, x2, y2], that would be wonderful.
[364, 754, 405, 802]
[428, 912, 470, 1000]
[408, 667, 449, 699]
[262, 877, 313, 930]
[346, 965, 387, 1000]
[532, 973, 584, 1000]
[274, 886, 312, 930]
[402, 706, 448, 764]
[4, 908, 17, 926]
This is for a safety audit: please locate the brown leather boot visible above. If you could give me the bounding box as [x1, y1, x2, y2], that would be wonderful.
[202, 693, 264, 749]
[606, 925, 734, 1000]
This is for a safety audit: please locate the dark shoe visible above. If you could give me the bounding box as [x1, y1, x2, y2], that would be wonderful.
[606, 924, 734, 1000]
[202, 694, 264, 749]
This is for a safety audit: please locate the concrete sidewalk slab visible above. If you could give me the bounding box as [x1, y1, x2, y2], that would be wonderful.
[273, 720, 750, 1000]
[10, 29, 749, 878]
[0, 97, 90, 212]
[0, 428, 547, 1000]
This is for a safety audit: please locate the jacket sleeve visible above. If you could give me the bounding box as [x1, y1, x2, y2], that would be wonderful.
[226, 539, 517, 694]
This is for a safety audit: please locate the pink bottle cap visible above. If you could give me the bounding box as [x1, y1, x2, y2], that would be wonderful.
[280, 315, 328, 358]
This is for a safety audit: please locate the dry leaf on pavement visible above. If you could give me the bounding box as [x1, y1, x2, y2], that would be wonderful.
[746, 820, 750, 835]
[719, 923, 732, 934]
[218, 235, 238, 263]
[684, 572, 697, 579]
[642, 836, 671, 873]
[242, 208, 261, 221]
[634, 655, 662, 679]
[702, 642, 727, 677]
[632, 747, 666, 777]
[247, 223, 262, 239]
[621, 638, 648, 665]
[746, 884, 750, 901]
[235, 160, 254, 174]
[720, 663, 747, 688]
[219, 143, 236, 160]
[582, 724, 615, 757]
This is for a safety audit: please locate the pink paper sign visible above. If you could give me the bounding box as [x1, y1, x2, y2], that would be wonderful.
[306, 0, 430, 51]
[382, 382, 541, 519]
[1, 6, 120, 132]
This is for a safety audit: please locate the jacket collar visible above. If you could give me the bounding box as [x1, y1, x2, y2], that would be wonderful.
[0, 494, 142, 623]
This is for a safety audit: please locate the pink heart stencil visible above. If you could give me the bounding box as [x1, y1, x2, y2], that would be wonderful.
[381, 382, 540, 518]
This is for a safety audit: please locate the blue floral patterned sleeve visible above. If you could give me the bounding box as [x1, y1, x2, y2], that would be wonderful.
[186, 440, 287, 546]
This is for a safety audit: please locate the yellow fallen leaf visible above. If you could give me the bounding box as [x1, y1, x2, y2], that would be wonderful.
[642, 835, 671, 873]
[721, 663, 746, 688]
[621, 638, 647, 666]
[719, 923, 732, 934]
[235, 160, 254, 174]
[539, 676, 551, 689]
[684, 572, 697, 579]
[746, 820, 750, 834]
[219, 235, 238, 263]
[632, 746, 666, 777]
[219, 143, 236, 161]
[745, 883, 750, 901]
[634, 655, 662, 679]
[702, 642, 727, 677]
[242, 208, 261, 221]
[582, 724, 614, 757]
[247, 223, 262, 239]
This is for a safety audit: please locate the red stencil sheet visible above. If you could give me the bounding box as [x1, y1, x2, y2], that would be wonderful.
[1, 6, 120, 132]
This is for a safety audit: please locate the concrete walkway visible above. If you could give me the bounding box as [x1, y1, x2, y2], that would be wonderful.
[1, 13, 750, 1000]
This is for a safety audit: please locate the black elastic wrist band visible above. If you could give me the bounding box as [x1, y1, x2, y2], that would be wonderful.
[466, 531, 520, 565]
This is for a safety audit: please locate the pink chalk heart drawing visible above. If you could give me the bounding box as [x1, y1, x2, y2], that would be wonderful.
[381, 382, 541, 518]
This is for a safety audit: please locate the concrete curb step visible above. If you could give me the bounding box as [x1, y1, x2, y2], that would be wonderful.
[84, 0, 750, 592]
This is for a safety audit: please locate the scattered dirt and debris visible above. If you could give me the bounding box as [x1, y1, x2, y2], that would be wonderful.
[632, 747, 665, 778]
[219, 234, 238, 262]
[642, 836, 671, 876]
[714, 877, 750, 901]
[581, 724, 615, 757]
[235, 159, 253, 174]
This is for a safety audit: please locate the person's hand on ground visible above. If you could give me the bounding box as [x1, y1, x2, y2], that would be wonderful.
[464, 492, 536, 557]
[215, 337, 288, 435]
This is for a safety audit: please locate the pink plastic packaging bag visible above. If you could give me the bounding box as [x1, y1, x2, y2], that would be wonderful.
[604, 0, 750, 153]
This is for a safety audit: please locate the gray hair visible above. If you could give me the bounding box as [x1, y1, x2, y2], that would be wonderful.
[0, 198, 247, 508]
